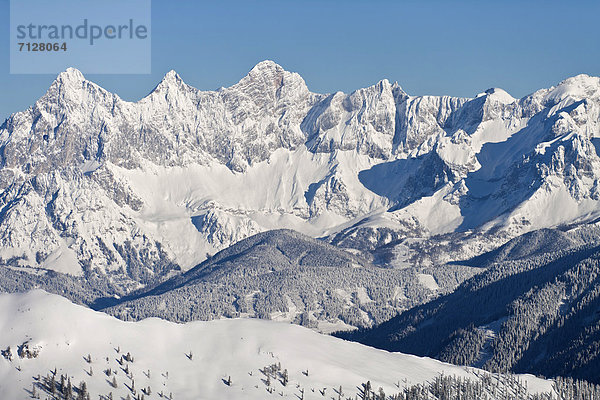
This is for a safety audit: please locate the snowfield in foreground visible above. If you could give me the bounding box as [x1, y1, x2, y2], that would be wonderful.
[0, 291, 553, 399]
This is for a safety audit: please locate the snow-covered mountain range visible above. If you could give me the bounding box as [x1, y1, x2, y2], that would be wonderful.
[2, 61, 600, 288]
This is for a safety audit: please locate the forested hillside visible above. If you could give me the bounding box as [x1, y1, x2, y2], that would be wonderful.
[338, 240, 600, 382]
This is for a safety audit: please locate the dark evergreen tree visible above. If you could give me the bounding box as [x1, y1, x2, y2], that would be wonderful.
[65, 377, 73, 400]
[282, 369, 288, 386]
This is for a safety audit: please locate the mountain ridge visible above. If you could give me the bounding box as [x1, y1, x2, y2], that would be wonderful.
[1, 61, 600, 293]
[97, 228, 475, 331]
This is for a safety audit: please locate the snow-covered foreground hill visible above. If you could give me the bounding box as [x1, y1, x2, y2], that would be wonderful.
[0, 291, 554, 399]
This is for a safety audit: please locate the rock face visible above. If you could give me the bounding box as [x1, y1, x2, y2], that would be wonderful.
[1, 61, 600, 289]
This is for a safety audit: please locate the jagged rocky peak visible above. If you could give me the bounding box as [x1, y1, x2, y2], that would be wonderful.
[347, 78, 395, 104]
[55, 67, 86, 84]
[163, 69, 182, 81]
[373, 78, 392, 92]
[244, 59, 288, 84]
[350, 78, 399, 97]
[354, 78, 409, 105]
[233, 59, 311, 100]
[49, 67, 98, 96]
[40, 66, 116, 108]
[301, 77, 404, 158]
[391, 81, 409, 101]
[151, 69, 188, 93]
[142, 69, 202, 108]
[44, 67, 83, 97]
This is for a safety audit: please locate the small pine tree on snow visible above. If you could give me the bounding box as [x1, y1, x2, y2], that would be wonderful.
[2, 346, 13, 361]
[49, 375, 56, 394]
[111, 376, 118, 388]
[361, 381, 372, 400]
[65, 378, 73, 400]
[282, 369, 288, 386]
[78, 381, 87, 399]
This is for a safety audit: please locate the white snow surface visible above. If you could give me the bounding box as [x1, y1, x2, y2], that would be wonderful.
[417, 273, 439, 291]
[0, 291, 554, 399]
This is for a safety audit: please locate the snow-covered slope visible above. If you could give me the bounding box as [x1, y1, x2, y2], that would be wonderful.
[1, 62, 600, 285]
[0, 291, 554, 399]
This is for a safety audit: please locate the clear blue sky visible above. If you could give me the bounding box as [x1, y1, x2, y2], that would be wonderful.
[1, 0, 599, 119]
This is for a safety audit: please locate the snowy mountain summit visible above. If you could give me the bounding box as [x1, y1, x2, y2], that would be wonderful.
[1, 62, 600, 289]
